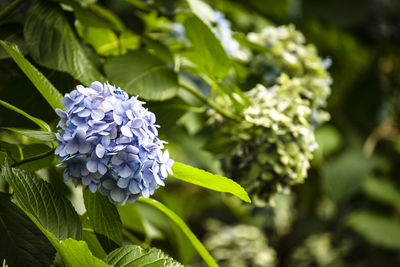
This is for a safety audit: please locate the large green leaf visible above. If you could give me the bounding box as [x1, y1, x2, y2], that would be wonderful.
[16, 205, 110, 267]
[57, 238, 111, 267]
[347, 211, 400, 250]
[34, 221, 110, 267]
[104, 50, 178, 100]
[83, 190, 123, 247]
[2, 127, 56, 142]
[0, 100, 51, 132]
[105, 245, 183, 267]
[23, 1, 105, 86]
[1, 163, 82, 241]
[363, 177, 400, 209]
[0, 193, 56, 267]
[183, 15, 231, 79]
[0, 40, 63, 110]
[137, 198, 218, 267]
[171, 161, 251, 203]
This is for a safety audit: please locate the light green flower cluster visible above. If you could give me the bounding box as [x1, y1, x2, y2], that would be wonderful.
[214, 25, 332, 204]
[204, 220, 276, 267]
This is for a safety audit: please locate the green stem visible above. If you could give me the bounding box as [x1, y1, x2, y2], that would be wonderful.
[11, 148, 55, 167]
[179, 83, 241, 122]
[0, 0, 26, 20]
[122, 228, 142, 245]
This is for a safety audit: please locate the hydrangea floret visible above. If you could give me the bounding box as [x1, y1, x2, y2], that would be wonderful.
[55, 82, 173, 204]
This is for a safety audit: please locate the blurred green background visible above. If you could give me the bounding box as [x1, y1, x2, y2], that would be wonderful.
[1, 0, 400, 266]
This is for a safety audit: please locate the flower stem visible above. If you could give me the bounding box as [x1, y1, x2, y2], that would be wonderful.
[11, 148, 55, 168]
[179, 83, 241, 122]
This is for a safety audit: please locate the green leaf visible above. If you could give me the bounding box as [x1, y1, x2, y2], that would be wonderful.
[0, 193, 56, 267]
[83, 190, 123, 247]
[143, 37, 173, 63]
[117, 204, 145, 234]
[183, 15, 231, 79]
[24, 1, 105, 86]
[0, 40, 63, 110]
[76, 25, 120, 56]
[57, 238, 111, 267]
[52, 0, 114, 29]
[1, 163, 82, 241]
[2, 127, 56, 142]
[171, 161, 251, 203]
[347, 211, 400, 250]
[104, 50, 178, 100]
[26, 212, 110, 267]
[137, 198, 218, 267]
[363, 177, 400, 209]
[322, 149, 381, 203]
[0, 100, 51, 132]
[105, 245, 183, 267]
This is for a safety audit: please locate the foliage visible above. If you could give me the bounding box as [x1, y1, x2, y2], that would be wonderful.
[1, 0, 400, 266]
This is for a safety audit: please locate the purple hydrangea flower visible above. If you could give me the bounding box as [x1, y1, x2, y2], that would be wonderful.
[55, 82, 174, 204]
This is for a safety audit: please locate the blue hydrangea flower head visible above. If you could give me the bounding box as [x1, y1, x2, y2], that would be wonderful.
[55, 82, 174, 204]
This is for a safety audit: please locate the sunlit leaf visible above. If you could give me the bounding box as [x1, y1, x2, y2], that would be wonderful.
[182, 15, 231, 79]
[105, 245, 183, 267]
[171, 161, 251, 203]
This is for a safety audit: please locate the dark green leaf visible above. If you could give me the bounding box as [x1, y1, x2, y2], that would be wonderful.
[137, 198, 218, 267]
[1, 162, 82, 241]
[347, 211, 400, 250]
[51, 0, 114, 29]
[105, 50, 178, 100]
[18, 211, 110, 267]
[2, 127, 56, 142]
[0, 193, 56, 267]
[105, 244, 183, 267]
[0, 100, 51, 132]
[83, 190, 123, 247]
[0, 40, 63, 110]
[24, 1, 105, 86]
[183, 15, 231, 79]
[171, 161, 251, 203]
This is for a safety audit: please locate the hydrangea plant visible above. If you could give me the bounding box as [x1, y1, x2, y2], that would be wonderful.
[210, 25, 332, 204]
